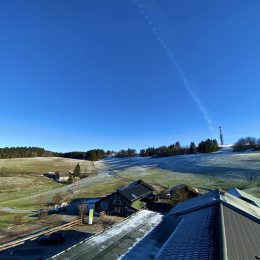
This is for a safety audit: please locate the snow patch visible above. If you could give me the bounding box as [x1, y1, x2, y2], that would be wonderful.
[86, 210, 162, 246]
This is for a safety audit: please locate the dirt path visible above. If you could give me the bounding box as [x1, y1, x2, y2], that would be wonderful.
[0, 208, 36, 214]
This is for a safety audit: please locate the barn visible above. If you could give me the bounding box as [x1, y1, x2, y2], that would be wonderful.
[96, 180, 155, 216]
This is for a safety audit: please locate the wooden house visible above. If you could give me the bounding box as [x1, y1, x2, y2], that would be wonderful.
[96, 180, 155, 216]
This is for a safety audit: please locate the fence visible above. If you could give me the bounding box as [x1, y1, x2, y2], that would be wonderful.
[0, 219, 81, 252]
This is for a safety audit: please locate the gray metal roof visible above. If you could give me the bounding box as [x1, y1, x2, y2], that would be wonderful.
[128, 179, 155, 191]
[118, 184, 152, 202]
[227, 188, 260, 208]
[168, 189, 260, 221]
[156, 206, 218, 260]
[222, 204, 260, 260]
[220, 192, 260, 222]
[123, 189, 260, 260]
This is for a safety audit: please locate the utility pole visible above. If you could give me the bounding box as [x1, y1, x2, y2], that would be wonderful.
[219, 126, 224, 145]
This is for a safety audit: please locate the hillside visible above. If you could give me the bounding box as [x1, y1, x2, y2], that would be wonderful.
[96, 149, 260, 197]
[0, 157, 94, 209]
[0, 157, 95, 175]
[0, 150, 259, 229]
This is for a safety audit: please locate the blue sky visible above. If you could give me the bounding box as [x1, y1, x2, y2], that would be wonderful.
[0, 0, 260, 152]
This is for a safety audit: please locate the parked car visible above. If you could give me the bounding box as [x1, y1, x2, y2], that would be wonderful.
[38, 231, 65, 245]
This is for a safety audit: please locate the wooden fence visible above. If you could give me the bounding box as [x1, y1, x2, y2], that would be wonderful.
[0, 219, 81, 252]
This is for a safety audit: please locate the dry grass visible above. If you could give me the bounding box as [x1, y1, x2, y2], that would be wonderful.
[0, 176, 62, 204]
[0, 157, 95, 175]
[0, 212, 32, 229]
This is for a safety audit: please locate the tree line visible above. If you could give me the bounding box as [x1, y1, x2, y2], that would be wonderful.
[0, 147, 59, 159]
[116, 149, 137, 158]
[233, 137, 260, 152]
[59, 149, 106, 161]
[0, 139, 219, 161]
[0, 147, 107, 161]
[140, 139, 219, 157]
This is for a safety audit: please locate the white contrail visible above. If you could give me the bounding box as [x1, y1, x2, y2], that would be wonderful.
[133, 0, 215, 134]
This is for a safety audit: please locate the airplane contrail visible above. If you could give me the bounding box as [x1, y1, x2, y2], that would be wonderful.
[133, 0, 215, 134]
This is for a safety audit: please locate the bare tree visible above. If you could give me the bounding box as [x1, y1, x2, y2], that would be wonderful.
[52, 192, 63, 206]
[37, 194, 47, 219]
[65, 189, 74, 203]
[78, 203, 88, 224]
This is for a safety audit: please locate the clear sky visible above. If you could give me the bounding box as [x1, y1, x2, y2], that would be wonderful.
[0, 0, 260, 152]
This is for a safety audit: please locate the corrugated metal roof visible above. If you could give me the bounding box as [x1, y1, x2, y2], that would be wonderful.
[168, 189, 260, 221]
[156, 206, 218, 260]
[123, 189, 260, 260]
[220, 192, 260, 221]
[118, 184, 152, 202]
[227, 188, 260, 208]
[222, 205, 260, 260]
[128, 180, 155, 191]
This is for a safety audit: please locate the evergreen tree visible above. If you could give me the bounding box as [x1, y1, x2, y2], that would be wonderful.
[73, 163, 81, 177]
[198, 139, 219, 153]
[189, 142, 197, 154]
[175, 142, 181, 149]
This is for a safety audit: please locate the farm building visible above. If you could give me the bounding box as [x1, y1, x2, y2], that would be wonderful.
[43, 172, 59, 180]
[96, 180, 155, 216]
[43, 171, 70, 183]
[169, 184, 199, 202]
[56, 172, 71, 183]
[123, 188, 260, 260]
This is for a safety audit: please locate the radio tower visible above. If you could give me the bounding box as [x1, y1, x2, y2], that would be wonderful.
[219, 126, 224, 145]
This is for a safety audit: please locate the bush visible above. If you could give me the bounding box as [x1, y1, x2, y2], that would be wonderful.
[52, 192, 64, 205]
[13, 215, 23, 225]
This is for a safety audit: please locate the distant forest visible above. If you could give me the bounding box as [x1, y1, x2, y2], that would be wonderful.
[0, 147, 108, 161]
[0, 147, 59, 159]
[2, 137, 260, 162]
[0, 139, 220, 160]
[140, 139, 219, 158]
[61, 149, 106, 161]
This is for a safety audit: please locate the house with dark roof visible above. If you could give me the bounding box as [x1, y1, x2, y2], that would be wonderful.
[96, 180, 155, 216]
[122, 188, 260, 260]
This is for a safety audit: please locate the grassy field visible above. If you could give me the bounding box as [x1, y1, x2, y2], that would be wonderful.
[0, 157, 95, 175]
[112, 151, 260, 197]
[76, 150, 260, 198]
[0, 157, 95, 211]
[0, 212, 32, 229]
[116, 166, 255, 193]
[0, 176, 62, 204]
